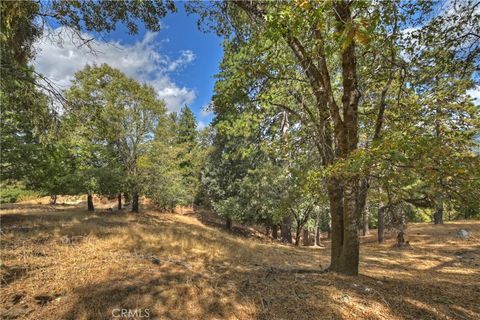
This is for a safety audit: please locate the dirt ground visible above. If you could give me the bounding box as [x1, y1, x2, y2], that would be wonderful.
[1, 200, 479, 320]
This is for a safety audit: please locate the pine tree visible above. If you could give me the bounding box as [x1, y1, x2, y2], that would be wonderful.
[177, 106, 197, 145]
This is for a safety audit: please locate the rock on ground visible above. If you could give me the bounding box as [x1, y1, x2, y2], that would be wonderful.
[455, 229, 470, 239]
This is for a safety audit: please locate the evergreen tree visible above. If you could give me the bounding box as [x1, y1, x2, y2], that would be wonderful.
[177, 106, 197, 145]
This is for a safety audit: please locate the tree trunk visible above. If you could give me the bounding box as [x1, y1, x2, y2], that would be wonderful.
[314, 212, 321, 246]
[50, 195, 57, 205]
[295, 226, 301, 246]
[378, 205, 385, 243]
[272, 224, 278, 239]
[132, 192, 139, 213]
[226, 217, 232, 230]
[434, 200, 443, 225]
[327, 176, 363, 276]
[117, 193, 122, 210]
[87, 193, 94, 211]
[339, 180, 361, 275]
[396, 231, 405, 245]
[327, 178, 344, 272]
[315, 227, 321, 246]
[356, 179, 370, 233]
[362, 200, 370, 236]
[303, 229, 310, 246]
[281, 215, 292, 243]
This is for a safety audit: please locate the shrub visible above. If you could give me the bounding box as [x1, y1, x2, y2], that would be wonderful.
[0, 185, 41, 203]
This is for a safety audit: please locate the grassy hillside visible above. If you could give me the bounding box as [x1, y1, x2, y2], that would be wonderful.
[1, 202, 479, 319]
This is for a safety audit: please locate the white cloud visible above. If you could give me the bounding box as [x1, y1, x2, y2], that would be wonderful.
[197, 121, 207, 130]
[34, 27, 196, 112]
[165, 50, 196, 72]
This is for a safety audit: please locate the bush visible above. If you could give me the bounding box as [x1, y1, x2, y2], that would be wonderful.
[0, 185, 41, 203]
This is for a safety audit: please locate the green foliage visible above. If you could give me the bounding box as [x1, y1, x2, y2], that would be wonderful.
[0, 183, 41, 204]
[64, 64, 166, 202]
[142, 117, 189, 211]
[193, 0, 480, 230]
[1, 0, 177, 207]
[1, 0, 175, 140]
[177, 106, 198, 145]
[0, 1, 42, 66]
[49, 0, 175, 35]
[2, 0, 479, 231]
[141, 105, 206, 210]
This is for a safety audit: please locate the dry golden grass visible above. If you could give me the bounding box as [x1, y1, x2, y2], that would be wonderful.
[1, 201, 479, 320]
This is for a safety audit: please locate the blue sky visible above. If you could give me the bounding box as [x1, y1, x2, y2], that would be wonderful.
[34, 4, 223, 128]
[128, 5, 223, 125]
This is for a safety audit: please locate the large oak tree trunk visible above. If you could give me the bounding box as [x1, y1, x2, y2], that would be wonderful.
[378, 205, 385, 243]
[87, 193, 94, 211]
[340, 180, 361, 275]
[132, 192, 139, 213]
[328, 179, 344, 272]
[281, 215, 293, 243]
[328, 178, 363, 275]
